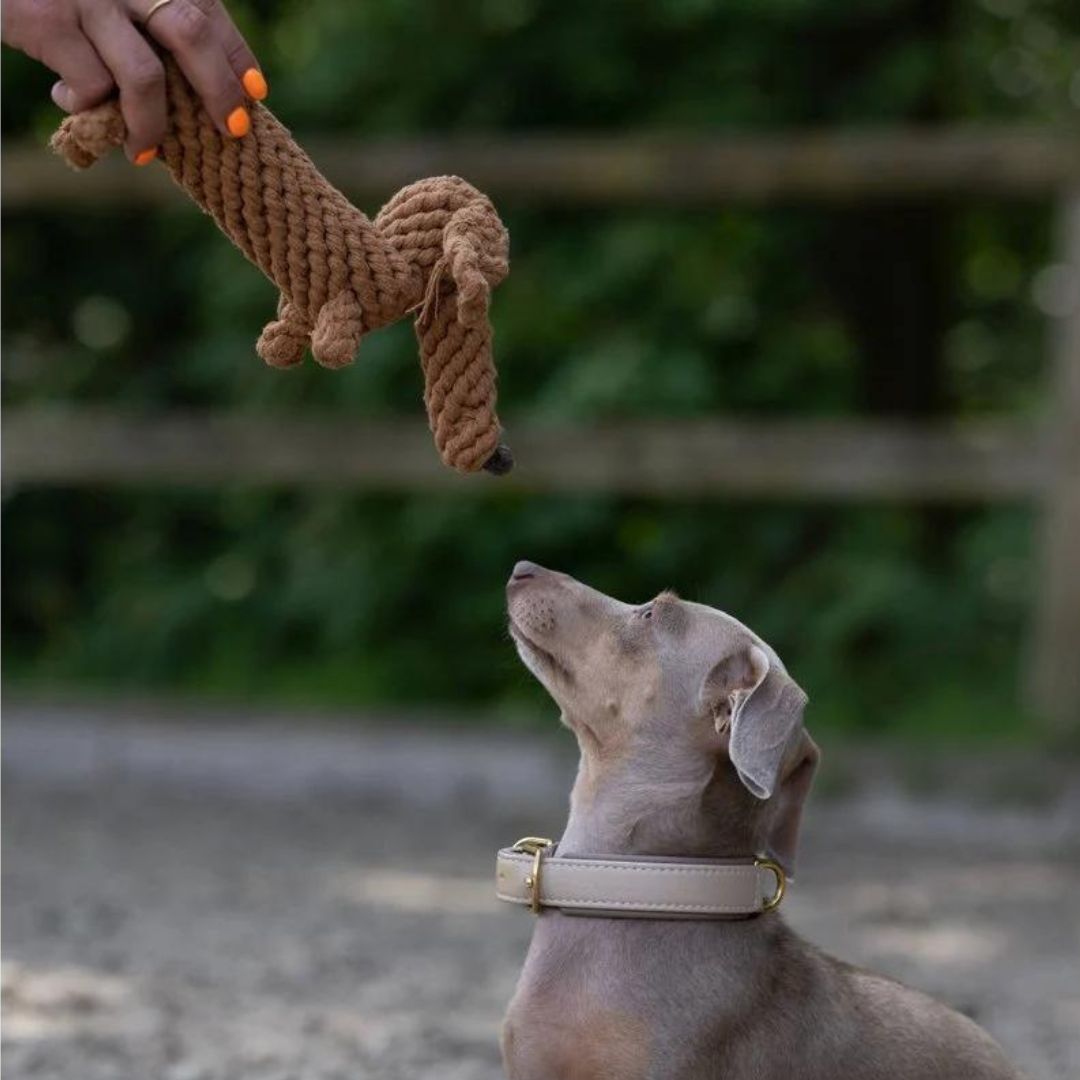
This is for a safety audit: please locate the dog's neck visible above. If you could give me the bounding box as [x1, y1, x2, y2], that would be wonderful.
[557, 737, 768, 861]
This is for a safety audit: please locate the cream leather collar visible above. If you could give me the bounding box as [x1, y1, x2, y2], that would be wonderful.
[495, 837, 786, 920]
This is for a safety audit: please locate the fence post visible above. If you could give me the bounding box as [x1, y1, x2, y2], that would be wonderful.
[1030, 192, 1080, 733]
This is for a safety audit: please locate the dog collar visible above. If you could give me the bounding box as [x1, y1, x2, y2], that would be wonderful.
[496, 837, 785, 920]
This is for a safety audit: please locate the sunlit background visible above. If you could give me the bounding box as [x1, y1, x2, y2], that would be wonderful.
[3, 2, 1079, 1078]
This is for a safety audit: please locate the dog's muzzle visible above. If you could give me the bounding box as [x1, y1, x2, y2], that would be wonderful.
[496, 837, 785, 920]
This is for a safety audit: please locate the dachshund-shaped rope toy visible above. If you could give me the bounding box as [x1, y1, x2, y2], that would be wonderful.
[51, 58, 512, 475]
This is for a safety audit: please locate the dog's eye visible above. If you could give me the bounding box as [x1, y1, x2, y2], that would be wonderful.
[641, 607, 653, 620]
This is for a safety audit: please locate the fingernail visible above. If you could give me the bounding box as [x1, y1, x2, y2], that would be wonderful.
[134, 147, 158, 166]
[226, 106, 251, 137]
[51, 80, 75, 112]
[242, 68, 268, 101]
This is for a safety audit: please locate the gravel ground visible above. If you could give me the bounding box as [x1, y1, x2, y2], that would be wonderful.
[3, 706, 1079, 1080]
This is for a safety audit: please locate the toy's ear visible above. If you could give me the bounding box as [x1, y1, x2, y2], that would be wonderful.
[700, 644, 808, 800]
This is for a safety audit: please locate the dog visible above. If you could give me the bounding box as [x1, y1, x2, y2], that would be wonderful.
[498, 561, 1021, 1080]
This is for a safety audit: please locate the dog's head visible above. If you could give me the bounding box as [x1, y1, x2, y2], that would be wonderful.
[506, 561, 817, 871]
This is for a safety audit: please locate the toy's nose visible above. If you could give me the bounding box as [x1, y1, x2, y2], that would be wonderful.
[483, 443, 514, 475]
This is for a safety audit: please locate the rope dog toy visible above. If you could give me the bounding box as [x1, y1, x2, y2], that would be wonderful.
[50, 59, 512, 475]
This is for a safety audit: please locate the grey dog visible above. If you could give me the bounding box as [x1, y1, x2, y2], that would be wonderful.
[500, 561, 1021, 1080]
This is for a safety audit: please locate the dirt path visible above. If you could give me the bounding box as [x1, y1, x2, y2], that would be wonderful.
[3, 707, 1078, 1080]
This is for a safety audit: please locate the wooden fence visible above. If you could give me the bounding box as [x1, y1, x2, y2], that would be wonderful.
[4, 130, 1079, 206]
[2, 131, 1078, 728]
[1, 409, 1048, 500]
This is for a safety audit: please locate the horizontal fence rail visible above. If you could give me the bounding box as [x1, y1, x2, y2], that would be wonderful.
[1, 407, 1046, 502]
[4, 129, 1079, 209]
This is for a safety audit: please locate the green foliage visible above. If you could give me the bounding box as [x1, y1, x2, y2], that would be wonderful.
[3, 0, 1077, 738]
[1, 488, 1037, 737]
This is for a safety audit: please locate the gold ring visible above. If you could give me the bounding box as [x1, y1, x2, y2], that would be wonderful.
[143, 0, 175, 25]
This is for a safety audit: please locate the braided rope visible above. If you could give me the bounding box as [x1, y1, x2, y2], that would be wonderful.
[50, 59, 512, 475]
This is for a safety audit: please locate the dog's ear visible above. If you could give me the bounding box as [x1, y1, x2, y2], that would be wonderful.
[764, 730, 819, 877]
[701, 644, 808, 800]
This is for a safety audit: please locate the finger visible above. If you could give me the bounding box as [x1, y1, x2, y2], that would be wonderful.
[40, 33, 115, 112]
[204, 0, 265, 100]
[139, 0, 250, 135]
[82, 8, 167, 159]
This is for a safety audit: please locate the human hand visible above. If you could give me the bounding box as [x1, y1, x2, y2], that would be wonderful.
[2, 0, 267, 163]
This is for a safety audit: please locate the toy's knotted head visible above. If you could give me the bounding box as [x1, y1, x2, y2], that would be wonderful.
[50, 61, 513, 475]
[378, 180, 511, 475]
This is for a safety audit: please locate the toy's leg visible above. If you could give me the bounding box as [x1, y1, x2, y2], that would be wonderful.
[257, 297, 311, 369]
[50, 101, 126, 170]
[310, 290, 363, 370]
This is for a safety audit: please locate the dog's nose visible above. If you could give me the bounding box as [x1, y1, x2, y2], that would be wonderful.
[509, 560, 542, 584]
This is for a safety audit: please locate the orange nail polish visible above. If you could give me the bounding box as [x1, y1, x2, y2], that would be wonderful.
[242, 68, 268, 101]
[226, 106, 251, 137]
[134, 147, 158, 166]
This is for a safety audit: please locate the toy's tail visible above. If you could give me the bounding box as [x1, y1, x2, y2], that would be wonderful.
[51, 102, 126, 169]
[415, 203, 511, 475]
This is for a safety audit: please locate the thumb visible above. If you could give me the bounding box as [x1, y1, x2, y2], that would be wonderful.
[51, 80, 78, 112]
[51, 77, 113, 114]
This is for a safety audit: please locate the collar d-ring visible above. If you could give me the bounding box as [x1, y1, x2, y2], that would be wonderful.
[754, 857, 786, 912]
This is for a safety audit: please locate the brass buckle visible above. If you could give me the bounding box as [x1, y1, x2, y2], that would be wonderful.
[754, 857, 786, 912]
[512, 836, 554, 915]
